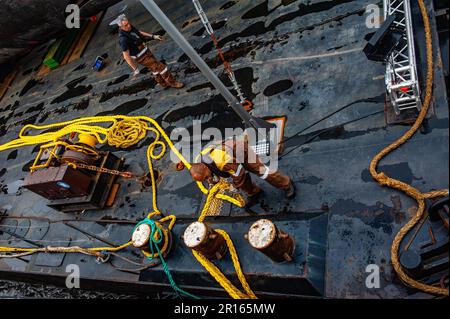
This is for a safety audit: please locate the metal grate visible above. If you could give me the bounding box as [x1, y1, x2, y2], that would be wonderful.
[251, 140, 271, 156]
[384, 0, 421, 115]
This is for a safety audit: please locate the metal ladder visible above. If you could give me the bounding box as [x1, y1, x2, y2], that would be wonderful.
[384, 0, 421, 115]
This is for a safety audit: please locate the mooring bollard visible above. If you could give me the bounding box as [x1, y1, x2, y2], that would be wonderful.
[183, 221, 227, 260]
[131, 223, 154, 254]
[245, 219, 295, 262]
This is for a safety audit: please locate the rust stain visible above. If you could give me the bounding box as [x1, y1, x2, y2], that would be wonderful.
[390, 195, 406, 224]
[407, 206, 418, 217]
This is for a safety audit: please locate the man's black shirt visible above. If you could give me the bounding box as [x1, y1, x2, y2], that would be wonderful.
[119, 26, 147, 56]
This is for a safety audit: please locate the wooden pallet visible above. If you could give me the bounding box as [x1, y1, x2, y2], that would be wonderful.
[67, 11, 105, 64]
[36, 64, 52, 78]
[36, 11, 105, 78]
[60, 21, 88, 66]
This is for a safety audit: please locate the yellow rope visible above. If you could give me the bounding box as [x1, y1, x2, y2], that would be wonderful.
[0, 115, 253, 298]
[0, 242, 133, 258]
[370, 0, 448, 296]
[0, 115, 237, 210]
[0, 116, 176, 256]
[198, 181, 246, 221]
[2, 3, 442, 297]
[191, 181, 256, 299]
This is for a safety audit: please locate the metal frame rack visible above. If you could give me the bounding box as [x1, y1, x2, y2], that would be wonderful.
[384, 0, 421, 115]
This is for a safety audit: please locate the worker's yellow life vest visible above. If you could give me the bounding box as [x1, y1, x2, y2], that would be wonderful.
[200, 145, 233, 172]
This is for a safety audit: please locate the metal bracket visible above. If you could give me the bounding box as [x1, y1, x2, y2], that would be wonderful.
[384, 0, 422, 115]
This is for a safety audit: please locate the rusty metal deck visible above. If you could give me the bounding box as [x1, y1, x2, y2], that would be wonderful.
[0, 0, 448, 298]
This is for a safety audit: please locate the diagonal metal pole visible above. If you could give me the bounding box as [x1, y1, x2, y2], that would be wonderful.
[139, 0, 274, 131]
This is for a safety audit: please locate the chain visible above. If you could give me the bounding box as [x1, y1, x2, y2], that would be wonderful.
[192, 0, 252, 110]
[47, 145, 144, 181]
[69, 162, 144, 181]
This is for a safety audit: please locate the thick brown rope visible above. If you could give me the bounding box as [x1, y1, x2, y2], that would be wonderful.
[370, 0, 449, 296]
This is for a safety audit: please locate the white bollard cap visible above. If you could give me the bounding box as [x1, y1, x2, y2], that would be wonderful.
[183, 221, 207, 248]
[247, 219, 276, 249]
[132, 223, 151, 248]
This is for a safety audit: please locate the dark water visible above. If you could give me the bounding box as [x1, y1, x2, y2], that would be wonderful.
[22, 68, 33, 76]
[38, 112, 50, 124]
[0, 103, 11, 113]
[22, 159, 35, 172]
[73, 99, 90, 111]
[72, 63, 86, 72]
[107, 74, 130, 86]
[241, 0, 274, 19]
[181, 17, 200, 29]
[25, 102, 45, 114]
[186, 82, 215, 93]
[206, 41, 260, 69]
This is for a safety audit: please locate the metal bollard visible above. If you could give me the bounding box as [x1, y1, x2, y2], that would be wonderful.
[183, 221, 227, 260]
[245, 219, 295, 262]
[399, 250, 423, 278]
[131, 222, 172, 256]
[131, 223, 152, 252]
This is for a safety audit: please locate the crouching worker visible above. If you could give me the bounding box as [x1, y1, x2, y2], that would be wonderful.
[190, 138, 296, 204]
[115, 14, 183, 89]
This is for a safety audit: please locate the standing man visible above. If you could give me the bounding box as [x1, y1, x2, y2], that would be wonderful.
[115, 14, 183, 89]
[190, 137, 296, 201]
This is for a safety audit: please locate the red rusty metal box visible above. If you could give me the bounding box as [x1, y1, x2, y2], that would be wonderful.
[23, 165, 92, 200]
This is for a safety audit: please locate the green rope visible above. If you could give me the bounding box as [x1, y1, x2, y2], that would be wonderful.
[134, 218, 200, 299]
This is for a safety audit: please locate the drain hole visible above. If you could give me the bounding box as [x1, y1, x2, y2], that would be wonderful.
[144, 170, 160, 187]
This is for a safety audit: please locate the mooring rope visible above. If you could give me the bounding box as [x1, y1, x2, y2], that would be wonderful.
[370, 0, 449, 296]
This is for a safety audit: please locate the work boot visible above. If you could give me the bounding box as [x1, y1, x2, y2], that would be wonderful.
[161, 72, 184, 89]
[170, 81, 184, 89]
[285, 181, 296, 199]
[155, 75, 170, 88]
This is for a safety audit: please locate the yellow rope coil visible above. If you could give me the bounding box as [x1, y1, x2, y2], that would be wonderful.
[370, 0, 448, 296]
